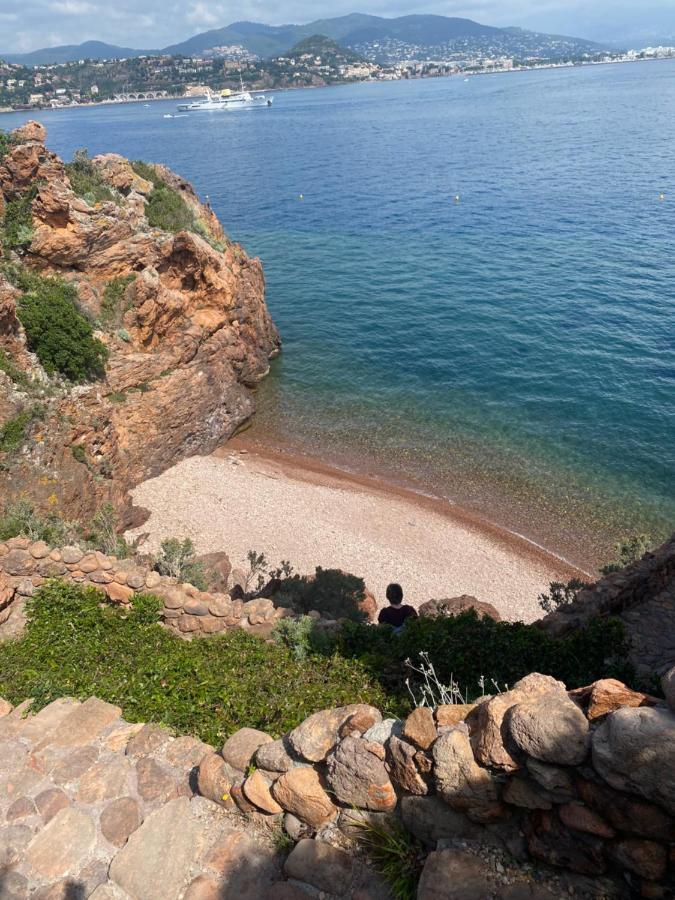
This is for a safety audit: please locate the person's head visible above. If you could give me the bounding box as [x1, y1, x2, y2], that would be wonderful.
[386, 583, 404, 606]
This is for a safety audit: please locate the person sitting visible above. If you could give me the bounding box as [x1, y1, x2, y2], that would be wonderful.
[377, 583, 417, 632]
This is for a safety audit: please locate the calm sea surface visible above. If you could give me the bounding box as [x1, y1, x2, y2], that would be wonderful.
[4, 62, 675, 566]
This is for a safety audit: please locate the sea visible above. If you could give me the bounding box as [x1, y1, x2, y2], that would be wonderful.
[3, 60, 675, 568]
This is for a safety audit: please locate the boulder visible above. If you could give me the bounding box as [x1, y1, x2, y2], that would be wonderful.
[326, 735, 397, 811]
[221, 727, 273, 772]
[387, 736, 428, 795]
[242, 770, 283, 814]
[25, 807, 96, 878]
[507, 695, 589, 765]
[607, 838, 667, 881]
[100, 797, 142, 848]
[467, 673, 567, 772]
[575, 777, 674, 841]
[417, 848, 493, 899]
[196, 752, 239, 808]
[433, 729, 504, 823]
[363, 718, 402, 745]
[435, 704, 474, 728]
[194, 551, 231, 592]
[418, 595, 501, 621]
[255, 738, 297, 773]
[402, 707, 437, 750]
[284, 839, 353, 896]
[592, 707, 675, 814]
[569, 678, 659, 721]
[271, 766, 337, 827]
[525, 758, 575, 800]
[523, 810, 606, 875]
[400, 795, 486, 848]
[557, 802, 615, 838]
[502, 776, 553, 810]
[288, 704, 382, 762]
[109, 798, 210, 900]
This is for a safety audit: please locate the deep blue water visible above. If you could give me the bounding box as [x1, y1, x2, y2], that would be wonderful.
[4, 62, 675, 563]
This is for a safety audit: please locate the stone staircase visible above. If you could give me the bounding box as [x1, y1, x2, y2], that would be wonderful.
[0, 697, 387, 899]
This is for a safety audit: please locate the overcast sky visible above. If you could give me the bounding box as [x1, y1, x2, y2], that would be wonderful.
[1, 0, 674, 54]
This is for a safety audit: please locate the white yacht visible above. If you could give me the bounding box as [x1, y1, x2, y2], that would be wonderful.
[178, 79, 273, 112]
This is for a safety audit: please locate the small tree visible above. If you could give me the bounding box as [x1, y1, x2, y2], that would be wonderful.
[155, 537, 206, 589]
[601, 534, 654, 575]
[538, 578, 591, 614]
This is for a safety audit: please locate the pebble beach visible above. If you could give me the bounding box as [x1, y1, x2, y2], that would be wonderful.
[128, 446, 587, 622]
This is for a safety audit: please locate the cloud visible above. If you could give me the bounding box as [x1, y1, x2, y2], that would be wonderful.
[48, 0, 95, 13]
[185, 2, 223, 27]
[1, 0, 674, 54]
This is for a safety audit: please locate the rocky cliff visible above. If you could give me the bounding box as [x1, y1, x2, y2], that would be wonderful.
[0, 121, 279, 524]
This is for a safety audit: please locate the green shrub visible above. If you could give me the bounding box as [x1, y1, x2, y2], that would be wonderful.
[538, 578, 591, 613]
[601, 534, 654, 575]
[276, 567, 368, 622]
[0, 581, 391, 742]
[145, 182, 193, 233]
[65, 149, 117, 206]
[349, 815, 423, 900]
[2, 186, 37, 251]
[0, 404, 44, 453]
[271, 615, 333, 660]
[331, 610, 634, 701]
[0, 349, 32, 390]
[15, 271, 107, 381]
[85, 502, 131, 558]
[71, 444, 87, 465]
[0, 500, 78, 545]
[100, 275, 135, 329]
[0, 129, 13, 162]
[155, 537, 206, 590]
[131, 160, 164, 189]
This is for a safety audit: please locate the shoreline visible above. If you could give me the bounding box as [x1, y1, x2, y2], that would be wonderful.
[224, 433, 594, 581]
[2, 57, 671, 117]
[128, 439, 590, 625]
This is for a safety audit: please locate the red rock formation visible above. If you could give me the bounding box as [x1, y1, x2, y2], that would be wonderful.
[0, 122, 279, 524]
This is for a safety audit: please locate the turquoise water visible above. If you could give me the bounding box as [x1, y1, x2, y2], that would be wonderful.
[5, 62, 675, 564]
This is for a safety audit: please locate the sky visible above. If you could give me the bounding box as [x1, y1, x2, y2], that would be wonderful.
[1, 0, 674, 54]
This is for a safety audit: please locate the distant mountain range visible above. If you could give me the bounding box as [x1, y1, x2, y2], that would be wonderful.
[2, 13, 609, 67]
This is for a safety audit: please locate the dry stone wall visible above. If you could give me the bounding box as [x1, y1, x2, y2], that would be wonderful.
[196, 672, 675, 898]
[0, 537, 292, 638]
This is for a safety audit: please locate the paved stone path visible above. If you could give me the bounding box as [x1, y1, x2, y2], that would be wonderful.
[0, 697, 388, 899]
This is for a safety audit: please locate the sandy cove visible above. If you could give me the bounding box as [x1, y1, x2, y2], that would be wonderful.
[128, 445, 590, 623]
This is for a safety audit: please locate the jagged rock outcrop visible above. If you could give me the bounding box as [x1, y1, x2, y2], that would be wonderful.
[0, 122, 279, 524]
[538, 533, 675, 676]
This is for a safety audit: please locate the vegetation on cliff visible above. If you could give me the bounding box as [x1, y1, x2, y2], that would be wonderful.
[9, 267, 108, 381]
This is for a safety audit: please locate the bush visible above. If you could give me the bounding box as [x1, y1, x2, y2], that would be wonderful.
[331, 610, 635, 702]
[0, 129, 13, 162]
[538, 578, 591, 613]
[15, 270, 108, 381]
[0, 349, 32, 390]
[276, 567, 368, 622]
[0, 500, 78, 545]
[85, 502, 131, 558]
[2, 186, 37, 251]
[0, 404, 44, 454]
[100, 275, 135, 329]
[65, 149, 117, 206]
[271, 615, 333, 660]
[0, 581, 391, 743]
[601, 534, 654, 575]
[155, 537, 206, 590]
